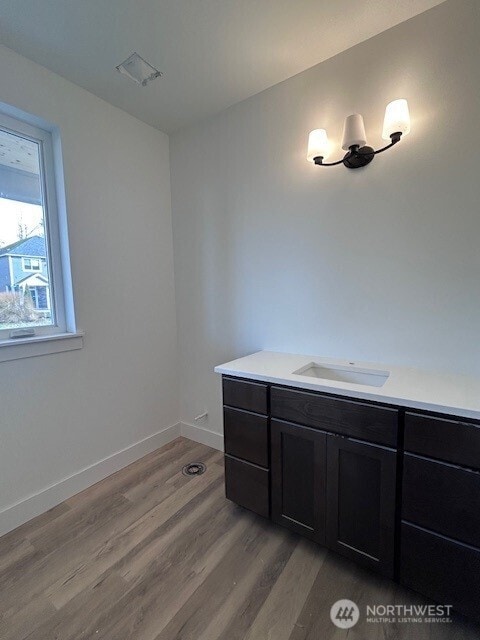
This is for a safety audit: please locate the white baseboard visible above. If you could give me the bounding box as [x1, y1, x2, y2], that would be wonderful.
[180, 421, 224, 452]
[0, 422, 181, 538]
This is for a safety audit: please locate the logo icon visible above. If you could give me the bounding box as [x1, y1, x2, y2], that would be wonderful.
[330, 599, 360, 629]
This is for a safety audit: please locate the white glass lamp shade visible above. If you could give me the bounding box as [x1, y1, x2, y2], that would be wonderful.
[307, 129, 330, 162]
[342, 114, 367, 150]
[382, 99, 410, 140]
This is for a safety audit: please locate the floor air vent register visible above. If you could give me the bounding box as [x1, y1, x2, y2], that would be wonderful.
[182, 462, 206, 477]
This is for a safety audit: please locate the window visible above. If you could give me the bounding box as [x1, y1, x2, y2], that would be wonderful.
[28, 286, 50, 311]
[22, 257, 42, 272]
[0, 107, 80, 355]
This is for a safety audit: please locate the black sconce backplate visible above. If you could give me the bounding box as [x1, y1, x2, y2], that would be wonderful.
[343, 146, 375, 169]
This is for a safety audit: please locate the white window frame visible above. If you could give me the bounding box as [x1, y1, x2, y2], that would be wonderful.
[0, 105, 83, 361]
[22, 257, 42, 272]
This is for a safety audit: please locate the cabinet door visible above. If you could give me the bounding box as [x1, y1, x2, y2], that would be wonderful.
[271, 419, 327, 543]
[326, 436, 396, 577]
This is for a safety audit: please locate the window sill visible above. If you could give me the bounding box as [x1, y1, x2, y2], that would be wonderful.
[0, 331, 84, 363]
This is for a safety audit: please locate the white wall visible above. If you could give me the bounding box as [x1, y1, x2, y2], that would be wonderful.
[170, 0, 480, 438]
[0, 45, 179, 533]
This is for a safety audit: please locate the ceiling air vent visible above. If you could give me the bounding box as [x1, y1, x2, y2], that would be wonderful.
[116, 52, 162, 87]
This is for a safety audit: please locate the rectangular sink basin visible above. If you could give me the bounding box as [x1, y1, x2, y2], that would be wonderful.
[293, 362, 390, 388]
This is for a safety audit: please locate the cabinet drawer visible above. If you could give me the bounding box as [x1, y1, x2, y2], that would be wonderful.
[271, 386, 397, 447]
[224, 407, 268, 467]
[405, 412, 480, 470]
[402, 454, 480, 548]
[223, 377, 268, 414]
[401, 523, 480, 623]
[224, 455, 269, 518]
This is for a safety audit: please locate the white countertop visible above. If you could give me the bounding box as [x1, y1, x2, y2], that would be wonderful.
[214, 351, 480, 421]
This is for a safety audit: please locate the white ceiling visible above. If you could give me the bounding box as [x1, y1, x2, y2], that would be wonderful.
[0, 0, 445, 134]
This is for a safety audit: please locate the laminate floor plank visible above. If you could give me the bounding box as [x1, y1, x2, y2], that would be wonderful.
[289, 553, 390, 640]
[243, 538, 326, 640]
[123, 442, 217, 502]
[122, 446, 223, 516]
[94, 501, 250, 639]
[0, 594, 56, 640]
[219, 533, 298, 640]
[23, 573, 128, 640]
[65, 437, 196, 508]
[47, 459, 224, 610]
[0, 502, 70, 557]
[0, 536, 35, 574]
[1, 440, 216, 616]
[118, 479, 225, 584]
[28, 492, 132, 554]
[156, 519, 292, 640]
[0, 494, 133, 615]
[1, 437, 479, 640]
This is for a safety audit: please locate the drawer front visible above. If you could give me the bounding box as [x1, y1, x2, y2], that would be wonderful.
[223, 377, 268, 415]
[405, 412, 480, 470]
[271, 386, 398, 447]
[224, 455, 269, 518]
[401, 523, 480, 623]
[224, 407, 269, 468]
[403, 454, 480, 548]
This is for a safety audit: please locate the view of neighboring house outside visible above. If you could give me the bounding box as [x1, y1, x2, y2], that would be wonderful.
[0, 235, 51, 318]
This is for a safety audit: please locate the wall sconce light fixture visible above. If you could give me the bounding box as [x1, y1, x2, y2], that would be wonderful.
[307, 99, 410, 170]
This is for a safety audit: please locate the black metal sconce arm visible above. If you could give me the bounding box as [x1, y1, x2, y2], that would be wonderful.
[313, 132, 402, 169]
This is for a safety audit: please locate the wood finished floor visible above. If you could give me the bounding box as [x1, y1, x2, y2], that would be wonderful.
[1, 437, 479, 640]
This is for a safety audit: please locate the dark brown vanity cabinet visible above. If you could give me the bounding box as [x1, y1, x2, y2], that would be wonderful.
[221, 375, 480, 622]
[223, 377, 398, 578]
